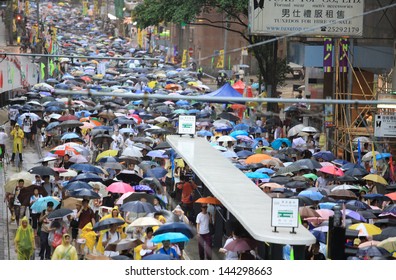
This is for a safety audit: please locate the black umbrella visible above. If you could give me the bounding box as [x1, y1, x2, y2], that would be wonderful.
[153, 222, 196, 239]
[28, 166, 57, 177]
[116, 171, 143, 184]
[373, 226, 396, 241]
[337, 175, 359, 183]
[218, 112, 240, 122]
[57, 120, 84, 128]
[69, 172, 103, 183]
[132, 137, 154, 144]
[68, 188, 100, 199]
[356, 246, 391, 258]
[93, 218, 125, 231]
[92, 134, 113, 145]
[285, 180, 310, 189]
[153, 141, 171, 150]
[294, 159, 322, 170]
[17, 185, 48, 206]
[63, 181, 93, 191]
[292, 196, 314, 206]
[123, 192, 157, 204]
[47, 208, 74, 220]
[120, 201, 156, 213]
[269, 176, 292, 185]
[344, 166, 369, 177]
[357, 210, 378, 220]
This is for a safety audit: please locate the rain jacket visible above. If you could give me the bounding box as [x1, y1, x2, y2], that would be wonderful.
[95, 206, 126, 254]
[80, 222, 97, 253]
[51, 234, 78, 260]
[14, 216, 35, 260]
[10, 127, 24, 153]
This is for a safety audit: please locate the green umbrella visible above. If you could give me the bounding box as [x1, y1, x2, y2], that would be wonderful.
[303, 173, 318, 181]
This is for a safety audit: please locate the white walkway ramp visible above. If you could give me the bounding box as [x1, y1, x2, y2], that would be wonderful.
[167, 135, 316, 246]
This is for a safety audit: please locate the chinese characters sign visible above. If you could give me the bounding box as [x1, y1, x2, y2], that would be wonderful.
[271, 198, 299, 228]
[178, 116, 196, 135]
[374, 115, 396, 138]
[249, 0, 364, 37]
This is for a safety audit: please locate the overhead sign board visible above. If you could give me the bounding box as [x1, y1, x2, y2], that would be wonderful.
[178, 115, 196, 135]
[374, 115, 396, 138]
[271, 198, 299, 229]
[249, 0, 364, 37]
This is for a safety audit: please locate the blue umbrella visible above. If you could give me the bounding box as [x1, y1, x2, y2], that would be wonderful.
[230, 130, 249, 139]
[151, 232, 190, 244]
[75, 110, 92, 118]
[45, 106, 63, 113]
[271, 138, 292, 150]
[255, 167, 276, 175]
[298, 190, 324, 201]
[68, 188, 101, 199]
[245, 172, 270, 179]
[376, 153, 391, 160]
[120, 201, 156, 213]
[147, 150, 168, 158]
[236, 150, 254, 159]
[69, 173, 103, 183]
[197, 130, 213, 137]
[313, 151, 336, 162]
[98, 156, 120, 163]
[63, 181, 93, 191]
[318, 202, 337, 210]
[31, 196, 60, 213]
[332, 159, 350, 166]
[252, 137, 270, 147]
[145, 167, 168, 179]
[133, 185, 155, 194]
[45, 121, 60, 131]
[153, 222, 196, 239]
[310, 230, 327, 244]
[176, 100, 189, 106]
[233, 123, 250, 131]
[119, 128, 135, 134]
[70, 163, 104, 174]
[187, 109, 200, 115]
[61, 132, 80, 141]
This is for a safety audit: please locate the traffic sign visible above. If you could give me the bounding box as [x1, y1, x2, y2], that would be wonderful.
[374, 115, 396, 137]
[188, 47, 193, 57]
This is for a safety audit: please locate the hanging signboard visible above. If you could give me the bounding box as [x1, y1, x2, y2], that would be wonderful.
[271, 198, 299, 230]
[178, 115, 196, 136]
[374, 115, 396, 138]
[249, 0, 364, 37]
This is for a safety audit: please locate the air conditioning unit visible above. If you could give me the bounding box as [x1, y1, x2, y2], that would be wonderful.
[124, 0, 139, 11]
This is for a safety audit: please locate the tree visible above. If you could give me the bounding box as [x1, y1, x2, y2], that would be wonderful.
[133, 0, 290, 112]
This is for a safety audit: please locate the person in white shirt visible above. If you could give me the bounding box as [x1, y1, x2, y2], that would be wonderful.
[32, 175, 43, 186]
[102, 224, 121, 257]
[111, 130, 124, 151]
[22, 115, 32, 147]
[219, 232, 239, 260]
[124, 133, 135, 148]
[8, 107, 19, 127]
[0, 127, 8, 162]
[196, 204, 213, 260]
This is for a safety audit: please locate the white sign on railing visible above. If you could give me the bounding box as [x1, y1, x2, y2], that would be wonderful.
[271, 198, 299, 232]
[178, 115, 196, 135]
[374, 115, 396, 138]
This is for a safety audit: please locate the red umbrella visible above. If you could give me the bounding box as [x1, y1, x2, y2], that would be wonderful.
[385, 192, 396, 201]
[106, 182, 134, 194]
[319, 165, 344, 176]
[59, 114, 78, 121]
[195, 196, 222, 205]
[224, 238, 257, 252]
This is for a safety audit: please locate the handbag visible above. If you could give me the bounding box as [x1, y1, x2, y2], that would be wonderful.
[52, 232, 63, 249]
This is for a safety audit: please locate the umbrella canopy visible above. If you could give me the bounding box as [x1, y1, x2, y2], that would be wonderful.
[116, 171, 143, 184]
[70, 163, 104, 174]
[151, 232, 190, 244]
[271, 138, 292, 150]
[63, 181, 93, 191]
[69, 172, 103, 183]
[17, 185, 48, 206]
[28, 166, 57, 177]
[128, 217, 163, 228]
[145, 167, 167, 179]
[106, 182, 134, 194]
[105, 238, 143, 252]
[328, 189, 358, 200]
[68, 188, 100, 199]
[30, 196, 60, 213]
[123, 192, 157, 205]
[299, 206, 320, 218]
[153, 222, 196, 239]
[142, 254, 174, 260]
[47, 208, 74, 220]
[377, 237, 396, 253]
[319, 165, 344, 176]
[93, 218, 125, 231]
[223, 238, 257, 252]
[120, 201, 156, 213]
[245, 154, 273, 164]
[195, 196, 222, 205]
[96, 150, 119, 162]
[356, 246, 391, 258]
[349, 223, 382, 236]
[298, 190, 324, 201]
[362, 174, 388, 185]
[122, 147, 143, 158]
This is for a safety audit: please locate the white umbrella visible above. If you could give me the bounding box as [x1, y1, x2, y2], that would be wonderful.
[69, 155, 89, 163]
[352, 136, 371, 144]
[292, 137, 306, 150]
[18, 112, 40, 122]
[48, 113, 62, 119]
[59, 169, 78, 178]
[331, 184, 360, 191]
[302, 126, 319, 133]
[287, 124, 305, 137]
[222, 151, 238, 158]
[154, 116, 169, 123]
[217, 135, 236, 143]
[122, 147, 143, 158]
[362, 151, 380, 162]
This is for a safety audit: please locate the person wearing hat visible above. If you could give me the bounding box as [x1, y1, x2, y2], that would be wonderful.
[10, 123, 24, 164]
[51, 233, 78, 260]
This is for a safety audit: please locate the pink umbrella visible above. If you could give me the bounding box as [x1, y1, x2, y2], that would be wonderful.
[115, 191, 135, 204]
[319, 165, 344, 176]
[315, 209, 334, 219]
[69, 154, 89, 163]
[106, 182, 134, 194]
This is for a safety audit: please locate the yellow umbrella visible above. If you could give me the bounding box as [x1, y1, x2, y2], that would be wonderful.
[362, 174, 388, 185]
[377, 237, 396, 253]
[147, 81, 157, 89]
[4, 172, 34, 193]
[96, 150, 119, 162]
[349, 223, 382, 236]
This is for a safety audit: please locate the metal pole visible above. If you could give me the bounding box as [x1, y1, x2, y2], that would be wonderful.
[223, 16, 228, 71]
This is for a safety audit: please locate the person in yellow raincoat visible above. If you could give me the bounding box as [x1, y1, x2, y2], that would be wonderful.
[95, 206, 126, 254]
[14, 216, 35, 260]
[80, 222, 97, 254]
[51, 233, 78, 260]
[10, 123, 24, 163]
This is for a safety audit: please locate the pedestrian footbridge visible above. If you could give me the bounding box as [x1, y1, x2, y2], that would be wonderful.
[167, 135, 316, 246]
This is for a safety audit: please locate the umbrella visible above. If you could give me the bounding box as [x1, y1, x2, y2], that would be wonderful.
[68, 188, 101, 199]
[245, 154, 273, 164]
[128, 217, 163, 228]
[287, 124, 305, 137]
[50, 145, 80, 157]
[299, 206, 320, 218]
[68, 155, 89, 164]
[344, 165, 369, 177]
[17, 185, 48, 206]
[119, 201, 156, 213]
[142, 254, 174, 260]
[349, 223, 382, 236]
[96, 150, 118, 162]
[385, 192, 396, 201]
[70, 163, 104, 174]
[116, 171, 143, 184]
[298, 190, 324, 201]
[377, 237, 396, 253]
[302, 126, 319, 133]
[133, 185, 155, 194]
[356, 246, 391, 258]
[63, 181, 93, 191]
[28, 165, 57, 177]
[224, 238, 257, 252]
[92, 218, 125, 231]
[61, 197, 83, 210]
[105, 238, 143, 252]
[151, 232, 190, 244]
[195, 196, 222, 205]
[310, 230, 327, 244]
[319, 165, 344, 176]
[123, 192, 157, 205]
[121, 147, 143, 158]
[153, 222, 196, 239]
[331, 184, 361, 191]
[271, 138, 292, 150]
[106, 182, 134, 194]
[69, 172, 103, 183]
[362, 174, 388, 185]
[313, 151, 336, 162]
[294, 196, 315, 206]
[343, 209, 367, 222]
[57, 120, 83, 128]
[145, 167, 167, 179]
[217, 135, 236, 143]
[328, 189, 358, 200]
[30, 196, 60, 213]
[373, 227, 396, 241]
[92, 134, 114, 146]
[47, 208, 74, 220]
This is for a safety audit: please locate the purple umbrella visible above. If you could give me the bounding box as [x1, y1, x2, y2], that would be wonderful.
[343, 209, 367, 222]
[133, 185, 155, 194]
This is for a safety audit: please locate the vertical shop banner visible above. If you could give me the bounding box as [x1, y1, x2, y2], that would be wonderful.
[82, 1, 88, 16]
[216, 50, 224, 69]
[181, 49, 188, 68]
[339, 39, 349, 73]
[323, 38, 333, 73]
[114, 0, 124, 19]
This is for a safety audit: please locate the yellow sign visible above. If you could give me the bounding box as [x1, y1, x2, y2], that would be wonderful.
[216, 49, 224, 68]
[137, 29, 143, 48]
[25, 1, 30, 15]
[181, 49, 188, 68]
